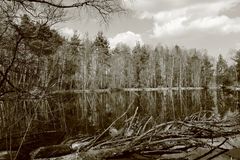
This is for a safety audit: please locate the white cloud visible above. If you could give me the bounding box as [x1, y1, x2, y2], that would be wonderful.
[123, 0, 156, 11]
[153, 17, 188, 37]
[221, 18, 240, 33]
[109, 31, 143, 48]
[125, 0, 238, 14]
[59, 27, 75, 37]
[236, 42, 240, 49]
[191, 16, 240, 34]
[189, 16, 228, 30]
[138, 0, 240, 38]
[125, 0, 195, 12]
[152, 9, 187, 23]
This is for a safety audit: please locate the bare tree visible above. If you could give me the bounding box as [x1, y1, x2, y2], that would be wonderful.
[7, 0, 126, 23]
[0, 0, 126, 98]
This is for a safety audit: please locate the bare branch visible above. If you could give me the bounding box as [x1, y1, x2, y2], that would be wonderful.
[0, 35, 23, 89]
[9, 0, 126, 23]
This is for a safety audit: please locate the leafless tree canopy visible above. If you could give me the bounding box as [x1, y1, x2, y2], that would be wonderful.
[4, 0, 126, 23]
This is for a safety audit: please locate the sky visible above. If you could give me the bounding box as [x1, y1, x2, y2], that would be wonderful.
[57, 0, 240, 61]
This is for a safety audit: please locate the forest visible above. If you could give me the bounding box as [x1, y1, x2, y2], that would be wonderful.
[1, 15, 240, 99]
[1, 0, 240, 160]
[1, 15, 240, 97]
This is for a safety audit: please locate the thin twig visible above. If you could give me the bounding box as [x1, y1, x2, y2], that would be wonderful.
[82, 99, 135, 151]
[141, 116, 152, 134]
[127, 106, 138, 134]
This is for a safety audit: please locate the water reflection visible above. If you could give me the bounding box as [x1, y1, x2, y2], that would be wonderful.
[0, 90, 239, 137]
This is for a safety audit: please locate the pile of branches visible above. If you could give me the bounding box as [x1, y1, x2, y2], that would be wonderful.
[71, 105, 240, 160]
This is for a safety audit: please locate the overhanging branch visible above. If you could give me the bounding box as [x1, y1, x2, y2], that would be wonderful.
[11, 0, 126, 23]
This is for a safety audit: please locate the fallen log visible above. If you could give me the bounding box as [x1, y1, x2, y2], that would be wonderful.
[77, 110, 240, 160]
[32, 110, 240, 160]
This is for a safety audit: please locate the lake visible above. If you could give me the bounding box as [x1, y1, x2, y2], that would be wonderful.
[0, 89, 239, 138]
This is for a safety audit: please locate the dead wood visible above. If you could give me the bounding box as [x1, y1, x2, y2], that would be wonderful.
[63, 110, 240, 160]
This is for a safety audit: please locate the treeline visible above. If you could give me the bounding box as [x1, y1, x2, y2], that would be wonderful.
[1, 15, 240, 97]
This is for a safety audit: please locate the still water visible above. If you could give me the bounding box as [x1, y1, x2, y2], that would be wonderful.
[0, 89, 239, 138]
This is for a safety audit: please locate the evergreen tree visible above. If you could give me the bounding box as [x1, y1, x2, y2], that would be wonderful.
[233, 50, 240, 84]
[82, 35, 94, 89]
[20, 14, 63, 56]
[62, 33, 82, 89]
[111, 43, 132, 88]
[154, 46, 163, 87]
[93, 32, 111, 88]
[187, 51, 201, 87]
[0, 14, 64, 95]
[216, 54, 231, 86]
[201, 54, 214, 87]
[132, 44, 150, 87]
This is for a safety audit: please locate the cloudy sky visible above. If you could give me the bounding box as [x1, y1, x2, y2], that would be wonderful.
[57, 0, 240, 60]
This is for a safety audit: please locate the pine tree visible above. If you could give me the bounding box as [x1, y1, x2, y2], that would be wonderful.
[132, 44, 150, 87]
[234, 50, 240, 85]
[216, 54, 230, 86]
[154, 46, 163, 87]
[20, 14, 63, 56]
[93, 32, 111, 88]
[62, 33, 82, 89]
[201, 54, 214, 87]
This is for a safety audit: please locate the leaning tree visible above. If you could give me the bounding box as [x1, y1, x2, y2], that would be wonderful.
[0, 0, 127, 98]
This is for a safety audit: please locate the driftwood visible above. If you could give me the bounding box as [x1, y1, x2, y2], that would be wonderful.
[54, 109, 240, 160]
[29, 109, 240, 160]
[30, 145, 74, 159]
[0, 131, 65, 160]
